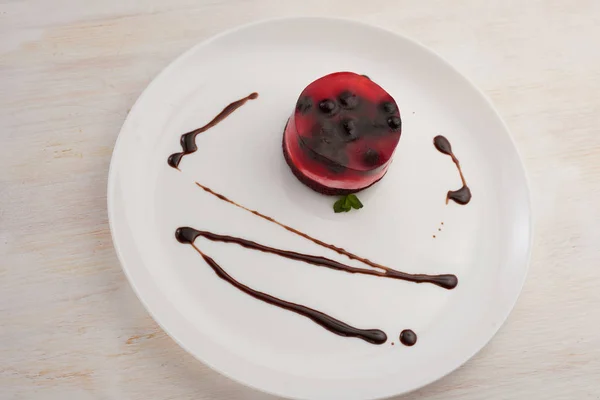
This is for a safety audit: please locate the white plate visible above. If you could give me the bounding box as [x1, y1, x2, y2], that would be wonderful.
[108, 17, 531, 400]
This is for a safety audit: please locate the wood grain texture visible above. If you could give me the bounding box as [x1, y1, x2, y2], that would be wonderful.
[1, 0, 600, 399]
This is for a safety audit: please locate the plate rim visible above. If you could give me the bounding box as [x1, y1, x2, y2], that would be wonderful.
[107, 16, 533, 400]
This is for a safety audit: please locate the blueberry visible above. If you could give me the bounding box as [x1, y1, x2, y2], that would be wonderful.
[296, 97, 312, 113]
[363, 148, 380, 165]
[381, 101, 396, 114]
[319, 99, 337, 113]
[338, 91, 359, 109]
[387, 116, 402, 130]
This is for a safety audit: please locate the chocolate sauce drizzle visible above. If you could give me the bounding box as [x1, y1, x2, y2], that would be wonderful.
[194, 182, 458, 290]
[166, 98, 463, 345]
[175, 227, 456, 288]
[433, 135, 472, 205]
[399, 329, 417, 346]
[167, 92, 259, 168]
[175, 228, 387, 345]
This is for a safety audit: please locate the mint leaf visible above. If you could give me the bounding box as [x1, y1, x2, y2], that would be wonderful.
[347, 194, 363, 210]
[343, 195, 352, 211]
[333, 194, 364, 213]
[333, 198, 346, 213]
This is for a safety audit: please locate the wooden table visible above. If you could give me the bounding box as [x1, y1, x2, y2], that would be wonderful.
[2, 1, 599, 399]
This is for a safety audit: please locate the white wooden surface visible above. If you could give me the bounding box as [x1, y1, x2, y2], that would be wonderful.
[2, 1, 600, 399]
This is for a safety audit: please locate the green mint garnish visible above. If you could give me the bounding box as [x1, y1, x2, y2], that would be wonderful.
[333, 194, 363, 213]
[347, 194, 363, 209]
[333, 198, 349, 213]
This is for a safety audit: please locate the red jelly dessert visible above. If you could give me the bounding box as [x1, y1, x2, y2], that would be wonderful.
[283, 72, 402, 195]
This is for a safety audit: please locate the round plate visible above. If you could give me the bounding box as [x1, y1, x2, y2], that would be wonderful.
[108, 17, 531, 400]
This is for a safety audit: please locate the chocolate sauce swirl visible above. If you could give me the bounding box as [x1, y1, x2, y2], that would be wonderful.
[175, 228, 387, 345]
[194, 183, 458, 290]
[433, 135, 472, 205]
[168, 92, 258, 168]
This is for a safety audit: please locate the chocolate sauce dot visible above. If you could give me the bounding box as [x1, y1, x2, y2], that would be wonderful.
[448, 186, 472, 205]
[381, 101, 396, 114]
[387, 116, 402, 130]
[433, 135, 452, 155]
[296, 97, 312, 114]
[399, 329, 417, 346]
[319, 99, 336, 113]
[339, 91, 359, 109]
[361, 74, 370, 80]
[363, 148, 380, 166]
[439, 274, 458, 289]
[175, 227, 200, 244]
